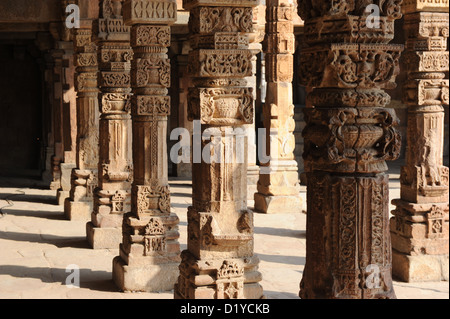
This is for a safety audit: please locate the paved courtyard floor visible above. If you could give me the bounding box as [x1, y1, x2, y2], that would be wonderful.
[0, 170, 448, 299]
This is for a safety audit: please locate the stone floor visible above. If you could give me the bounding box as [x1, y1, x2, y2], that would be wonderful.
[0, 169, 448, 299]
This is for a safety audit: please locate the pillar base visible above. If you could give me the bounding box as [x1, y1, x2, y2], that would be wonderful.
[392, 249, 449, 282]
[112, 256, 179, 292]
[174, 282, 264, 299]
[57, 190, 70, 206]
[253, 192, 303, 214]
[174, 251, 264, 299]
[50, 180, 61, 191]
[86, 222, 121, 249]
[247, 165, 260, 200]
[64, 198, 92, 221]
[60, 163, 76, 191]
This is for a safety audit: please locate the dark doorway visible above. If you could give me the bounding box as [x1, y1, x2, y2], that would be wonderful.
[0, 42, 43, 177]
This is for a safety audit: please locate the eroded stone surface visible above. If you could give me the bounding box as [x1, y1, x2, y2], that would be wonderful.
[298, 0, 404, 299]
[112, 0, 181, 293]
[0, 178, 448, 299]
[254, 0, 302, 214]
[88, 0, 133, 250]
[64, 22, 100, 221]
[174, 0, 263, 300]
[391, 1, 449, 283]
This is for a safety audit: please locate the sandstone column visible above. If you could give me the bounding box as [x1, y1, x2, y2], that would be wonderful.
[174, 40, 194, 178]
[254, 0, 302, 214]
[57, 1, 78, 205]
[49, 48, 65, 191]
[298, 0, 403, 299]
[246, 4, 266, 200]
[112, 0, 181, 292]
[64, 22, 100, 221]
[86, 0, 134, 249]
[391, 0, 449, 282]
[57, 41, 78, 206]
[174, 0, 264, 299]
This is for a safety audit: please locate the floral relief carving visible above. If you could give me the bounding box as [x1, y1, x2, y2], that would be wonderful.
[188, 88, 253, 125]
[134, 25, 171, 47]
[298, 0, 403, 299]
[135, 184, 171, 216]
[135, 56, 171, 87]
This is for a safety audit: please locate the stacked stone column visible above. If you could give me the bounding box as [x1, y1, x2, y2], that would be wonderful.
[86, 0, 134, 249]
[49, 49, 65, 191]
[298, 0, 403, 299]
[112, 0, 181, 292]
[174, 0, 264, 299]
[391, 0, 449, 282]
[246, 3, 265, 200]
[57, 40, 78, 206]
[254, 0, 302, 214]
[64, 24, 100, 221]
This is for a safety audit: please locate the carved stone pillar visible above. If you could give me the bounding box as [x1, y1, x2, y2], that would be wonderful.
[112, 0, 181, 292]
[50, 49, 65, 191]
[64, 24, 100, 221]
[391, 0, 449, 282]
[298, 1, 403, 299]
[254, 0, 302, 214]
[175, 40, 194, 178]
[57, 40, 78, 206]
[56, 1, 78, 205]
[57, 41, 77, 205]
[174, 0, 264, 300]
[42, 51, 56, 185]
[246, 3, 265, 200]
[86, 0, 134, 249]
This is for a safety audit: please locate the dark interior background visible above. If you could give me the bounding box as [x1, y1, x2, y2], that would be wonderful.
[0, 41, 43, 176]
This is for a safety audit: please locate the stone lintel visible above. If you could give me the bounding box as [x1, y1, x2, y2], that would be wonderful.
[402, 0, 450, 14]
[123, 0, 177, 26]
[183, 0, 258, 10]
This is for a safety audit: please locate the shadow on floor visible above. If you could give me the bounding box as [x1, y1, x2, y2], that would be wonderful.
[257, 253, 305, 266]
[263, 290, 300, 299]
[255, 226, 306, 239]
[393, 279, 449, 294]
[0, 265, 119, 292]
[170, 192, 192, 198]
[0, 208, 65, 220]
[171, 203, 191, 209]
[0, 231, 90, 249]
[0, 176, 50, 190]
[0, 192, 57, 206]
